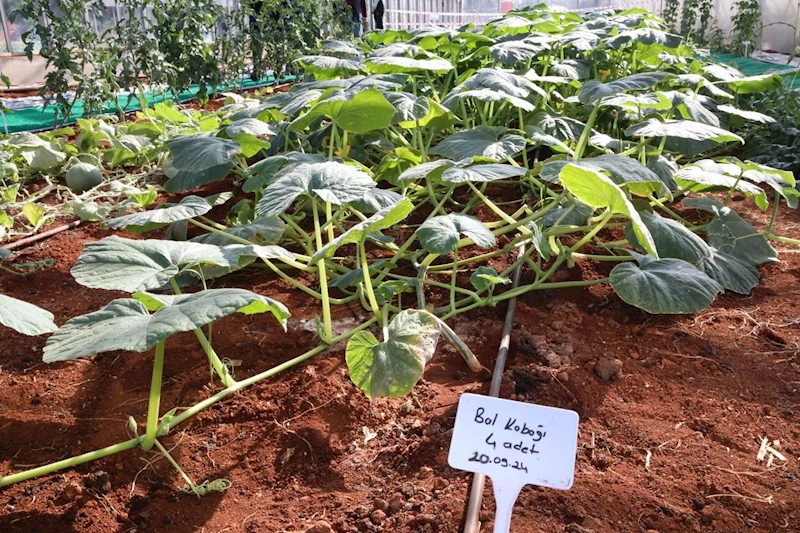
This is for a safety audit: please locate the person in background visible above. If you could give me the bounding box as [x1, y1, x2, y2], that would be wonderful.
[372, 0, 384, 30]
[347, 0, 368, 37]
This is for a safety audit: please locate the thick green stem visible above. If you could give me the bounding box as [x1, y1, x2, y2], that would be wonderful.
[450, 248, 458, 312]
[141, 342, 165, 452]
[574, 100, 601, 160]
[312, 200, 333, 343]
[325, 202, 335, 243]
[765, 192, 781, 236]
[0, 318, 378, 489]
[0, 439, 141, 488]
[569, 208, 613, 252]
[359, 240, 381, 317]
[169, 278, 236, 387]
[187, 219, 310, 272]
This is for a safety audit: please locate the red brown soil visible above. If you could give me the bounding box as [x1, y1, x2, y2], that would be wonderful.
[1, 192, 800, 533]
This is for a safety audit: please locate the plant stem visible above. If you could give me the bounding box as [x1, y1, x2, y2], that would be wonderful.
[325, 201, 335, 243]
[312, 200, 333, 343]
[359, 240, 381, 317]
[0, 317, 379, 489]
[574, 100, 601, 160]
[765, 192, 780, 235]
[187, 219, 310, 272]
[169, 278, 236, 387]
[141, 341, 165, 452]
[450, 248, 458, 312]
[0, 438, 141, 488]
[381, 304, 389, 343]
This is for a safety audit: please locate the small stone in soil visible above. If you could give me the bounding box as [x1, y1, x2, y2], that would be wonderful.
[389, 493, 405, 512]
[83, 470, 111, 494]
[595, 358, 623, 382]
[370, 510, 386, 525]
[433, 477, 448, 490]
[306, 520, 333, 533]
[56, 483, 82, 504]
[412, 514, 436, 526]
[373, 498, 388, 512]
[557, 371, 569, 382]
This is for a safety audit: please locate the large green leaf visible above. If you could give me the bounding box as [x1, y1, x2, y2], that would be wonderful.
[365, 55, 453, 74]
[624, 119, 743, 148]
[225, 118, 278, 138]
[346, 309, 440, 398]
[244, 152, 328, 193]
[396, 159, 455, 182]
[540, 155, 665, 197]
[6, 133, 67, 170]
[71, 236, 255, 292]
[442, 88, 535, 112]
[431, 126, 526, 161]
[579, 72, 670, 104]
[255, 162, 376, 217]
[311, 198, 413, 262]
[440, 162, 528, 184]
[416, 213, 495, 254]
[490, 41, 547, 65]
[625, 210, 710, 262]
[349, 189, 404, 213]
[0, 294, 58, 336]
[695, 249, 760, 295]
[605, 28, 682, 49]
[103, 195, 212, 232]
[683, 198, 778, 266]
[190, 217, 285, 246]
[295, 55, 365, 79]
[559, 164, 658, 257]
[610, 255, 722, 314]
[461, 68, 541, 98]
[163, 135, 242, 193]
[724, 74, 783, 95]
[675, 160, 767, 210]
[716, 104, 775, 124]
[289, 88, 395, 134]
[43, 289, 289, 362]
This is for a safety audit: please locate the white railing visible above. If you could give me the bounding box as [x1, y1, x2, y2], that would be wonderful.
[375, 0, 663, 31]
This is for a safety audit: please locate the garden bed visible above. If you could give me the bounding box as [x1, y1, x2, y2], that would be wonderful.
[2, 5, 800, 533]
[1, 182, 799, 533]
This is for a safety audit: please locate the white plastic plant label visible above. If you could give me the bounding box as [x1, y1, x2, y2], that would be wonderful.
[448, 393, 580, 532]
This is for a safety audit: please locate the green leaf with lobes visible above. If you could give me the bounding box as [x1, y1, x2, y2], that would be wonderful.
[683, 198, 778, 267]
[255, 162, 376, 217]
[416, 213, 495, 254]
[311, 198, 413, 263]
[43, 289, 290, 363]
[431, 126, 526, 162]
[0, 294, 58, 336]
[71, 236, 291, 293]
[289, 88, 395, 134]
[346, 310, 441, 398]
[558, 164, 658, 258]
[578, 72, 671, 104]
[609, 255, 722, 314]
[163, 135, 242, 193]
[103, 195, 213, 231]
[625, 210, 711, 263]
[540, 154, 666, 197]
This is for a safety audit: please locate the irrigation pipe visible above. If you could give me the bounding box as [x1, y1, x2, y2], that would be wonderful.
[463, 243, 525, 533]
[1, 220, 80, 251]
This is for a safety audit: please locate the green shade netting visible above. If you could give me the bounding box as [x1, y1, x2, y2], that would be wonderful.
[709, 52, 800, 88]
[0, 74, 297, 134]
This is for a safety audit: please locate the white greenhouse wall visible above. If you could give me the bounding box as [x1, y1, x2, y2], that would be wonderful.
[662, 0, 800, 54]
